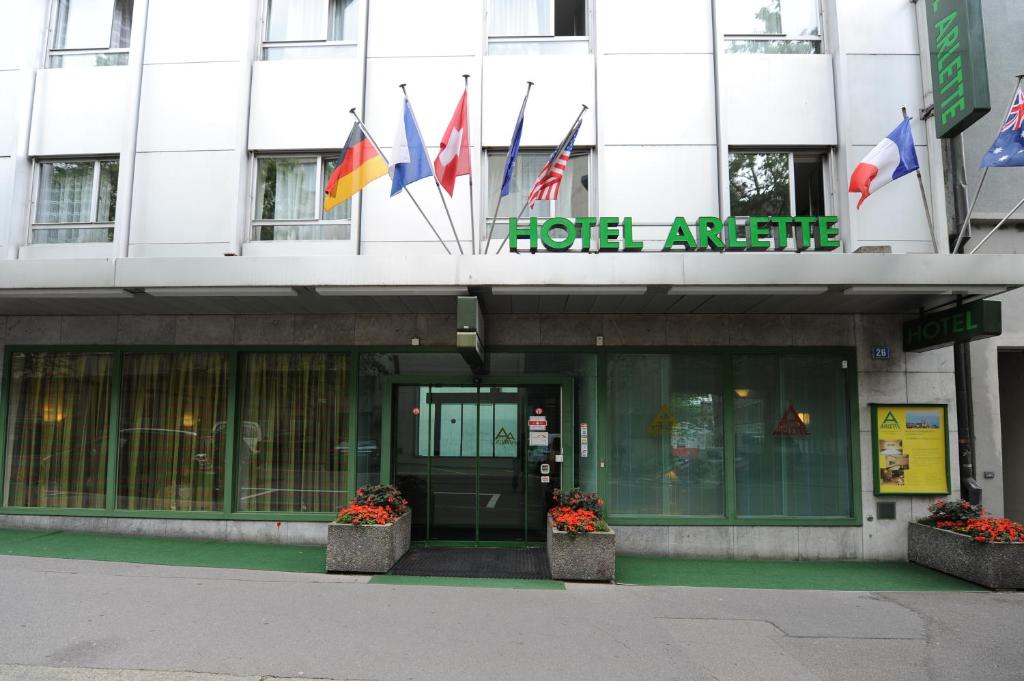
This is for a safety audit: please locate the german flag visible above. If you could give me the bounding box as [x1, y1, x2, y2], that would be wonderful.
[324, 122, 388, 212]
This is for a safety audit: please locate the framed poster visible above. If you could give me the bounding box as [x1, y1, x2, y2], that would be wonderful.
[871, 404, 951, 496]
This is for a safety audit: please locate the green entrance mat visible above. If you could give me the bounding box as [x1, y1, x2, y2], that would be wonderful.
[615, 556, 983, 591]
[0, 528, 325, 574]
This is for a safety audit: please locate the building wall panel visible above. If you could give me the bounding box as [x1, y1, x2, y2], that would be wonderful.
[145, 0, 253, 64]
[138, 62, 241, 152]
[28, 66, 129, 156]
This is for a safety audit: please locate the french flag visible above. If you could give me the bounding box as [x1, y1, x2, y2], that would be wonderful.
[849, 117, 919, 209]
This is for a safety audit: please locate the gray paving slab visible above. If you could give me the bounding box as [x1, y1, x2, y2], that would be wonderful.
[0, 556, 1021, 681]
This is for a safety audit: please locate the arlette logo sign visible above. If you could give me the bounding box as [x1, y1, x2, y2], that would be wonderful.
[880, 411, 901, 431]
[508, 216, 841, 253]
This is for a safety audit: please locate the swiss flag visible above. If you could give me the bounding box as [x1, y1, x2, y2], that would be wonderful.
[434, 90, 471, 196]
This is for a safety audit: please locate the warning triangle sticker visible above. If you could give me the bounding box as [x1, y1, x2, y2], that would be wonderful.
[646, 405, 677, 436]
[772, 404, 809, 436]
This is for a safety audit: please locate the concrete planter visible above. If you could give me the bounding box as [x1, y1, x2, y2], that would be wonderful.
[326, 510, 411, 574]
[907, 522, 1024, 590]
[546, 515, 615, 582]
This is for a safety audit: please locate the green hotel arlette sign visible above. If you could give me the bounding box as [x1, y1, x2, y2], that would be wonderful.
[903, 300, 1001, 352]
[509, 216, 841, 252]
[926, 0, 990, 138]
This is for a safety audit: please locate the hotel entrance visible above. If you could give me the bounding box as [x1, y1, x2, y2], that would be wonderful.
[387, 380, 569, 544]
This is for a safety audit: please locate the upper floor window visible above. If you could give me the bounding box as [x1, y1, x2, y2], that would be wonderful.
[253, 155, 351, 241]
[262, 0, 357, 60]
[33, 158, 118, 244]
[721, 0, 821, 54]
[48, 0, 133, 68]
[487, 0, 589, 55]
[485, 148, 589, 244]
[728, 150, 826, 218]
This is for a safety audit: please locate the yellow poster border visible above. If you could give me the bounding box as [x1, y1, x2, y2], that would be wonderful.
[871, 403, 951, 496]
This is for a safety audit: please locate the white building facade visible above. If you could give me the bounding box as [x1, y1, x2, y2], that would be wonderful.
[0, 0, 1020, 560]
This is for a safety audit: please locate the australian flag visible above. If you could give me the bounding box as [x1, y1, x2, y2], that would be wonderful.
[981, 85, 1024, 168]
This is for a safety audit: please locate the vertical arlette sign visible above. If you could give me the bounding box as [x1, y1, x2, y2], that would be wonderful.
[926, 0, 990, 138]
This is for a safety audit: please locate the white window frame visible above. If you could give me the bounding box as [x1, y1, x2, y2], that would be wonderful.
[727, 149, 833, 223]
[722, 0, 824, 54]
[482, 147, 593, 247]
[486, 0, 592, 54]
[250, 153, 353, 242]
[260, 0, 358, 60]
[45, 0, 132, 68]
[29, 157, 118, 244]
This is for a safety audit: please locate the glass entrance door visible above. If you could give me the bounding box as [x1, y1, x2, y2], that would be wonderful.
[392, 384, 561, 543]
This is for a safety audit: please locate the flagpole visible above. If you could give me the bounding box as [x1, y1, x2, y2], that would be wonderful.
[967, 193, 1024, 254]
[400, 84, 464, 255]
[952, 73, 1024, 253]
[902, 106, 939, 254]
[485, 81, 533, 254]
[349, 108, 451, 255]
[495, 103, 588, 255]
[463, 74, 476, 254]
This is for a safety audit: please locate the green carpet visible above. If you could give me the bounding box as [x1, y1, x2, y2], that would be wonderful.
[0, 528, 325, 573]
[0, 528, 985, 591]
[615, 555, 982, 591]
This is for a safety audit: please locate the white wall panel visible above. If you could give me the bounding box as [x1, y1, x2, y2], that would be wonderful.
[364, 57, 480, 147]
[597, 0, 712, 54]
[598, 55, 715, 145]
[0, 156, 12, 246]
[845, 55, 926, 147]
[846, 144, 933, 249]
[722, 55, 837, 147]
[599, 146, 719, 223]
[367, 0, 481, 58]
[248, 59, 361, 150]
[145, 0, 252, 64]
[29, 67, 128, 156]
[836, 0, 919, 55]
[360, 145, 474, 244]
[0, 0, 48, 70]
[130, 150, 239, 245]
[481, 55, 596, 147]
[0, 70, 23, 155]
[138, 62, 241, 152]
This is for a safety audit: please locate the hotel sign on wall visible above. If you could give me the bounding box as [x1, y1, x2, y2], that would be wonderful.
[508, 216, 841, 252]
[926, 0, 990, 138]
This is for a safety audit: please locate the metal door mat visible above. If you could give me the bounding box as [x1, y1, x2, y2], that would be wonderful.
[388, 546, 551, 580]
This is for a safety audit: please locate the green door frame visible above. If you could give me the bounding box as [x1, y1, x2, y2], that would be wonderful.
[381, 374, 575, 545]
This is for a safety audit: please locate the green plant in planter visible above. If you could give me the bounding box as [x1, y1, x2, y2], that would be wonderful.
[335, 484, 409, 525]
[550, 487, 608, 534]
[920, 498, 983, 525]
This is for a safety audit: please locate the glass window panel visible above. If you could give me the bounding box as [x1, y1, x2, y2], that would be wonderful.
[36, 161, 95, 224]
[553, 0, 585, 36]
[486, 38, 589, 56]
[486, 151, 588, 221]
[237, 353, 349, 512]
[48, 52, 130, 67]
[720, 0, 783, 34]
[53, 0, 117, 50]
[607, 354, 725, 516]
[97, 160, 118, 222]
[116, 353, 230, 512]
[32, 227, 114, 244]
[253, 223, 351, 241]
[266, 0, 327, 41]
[110, 0, 133, 48]
[733, 355, 852, 517]
[3, 352, 112, 509]
[729, 152, 791, 216]
[328, 0, 357, 41]
[256, 158, 317, 221]
[724, 39, 818, 54]
[489, 0, 552, 37]
[780, 0, 821, 37]
[794, 155, 825, 215]
[262, 44, 356, 60]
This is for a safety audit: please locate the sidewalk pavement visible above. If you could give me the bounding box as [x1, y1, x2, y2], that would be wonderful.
[0, 554, 1021, 681]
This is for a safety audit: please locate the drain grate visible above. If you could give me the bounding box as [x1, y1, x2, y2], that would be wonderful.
[388, 546, 551, 580]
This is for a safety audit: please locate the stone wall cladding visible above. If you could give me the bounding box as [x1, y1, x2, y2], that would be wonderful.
[547, 520, 615, 582]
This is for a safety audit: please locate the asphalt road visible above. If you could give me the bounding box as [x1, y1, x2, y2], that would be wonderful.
[0, 555, 1021, 681]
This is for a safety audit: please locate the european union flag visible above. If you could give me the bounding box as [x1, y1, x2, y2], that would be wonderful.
[981, 86, 1024, 168]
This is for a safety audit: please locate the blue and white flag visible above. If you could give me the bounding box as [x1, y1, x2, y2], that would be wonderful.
[390, 97, 433, 196]
[849, 117, 919, 209]
[981, 85, 1024, 168]
[500, 89, 530, 197]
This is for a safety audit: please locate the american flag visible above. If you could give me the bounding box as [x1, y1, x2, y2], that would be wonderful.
[527, 119, 582, 207]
